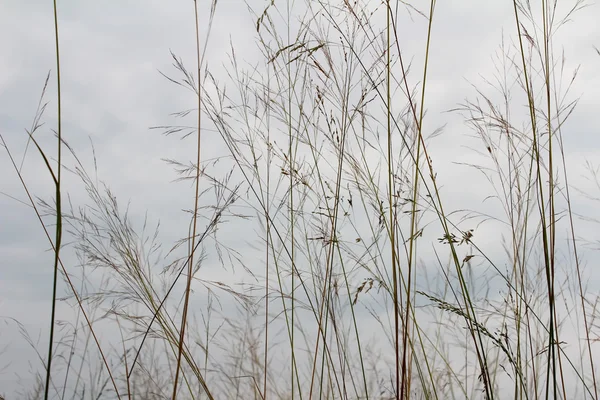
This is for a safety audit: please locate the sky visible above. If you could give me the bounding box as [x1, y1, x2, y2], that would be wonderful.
[1, 1, 600, 399]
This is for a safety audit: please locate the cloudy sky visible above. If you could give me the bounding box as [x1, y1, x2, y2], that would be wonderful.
[1, 1, 599, 398]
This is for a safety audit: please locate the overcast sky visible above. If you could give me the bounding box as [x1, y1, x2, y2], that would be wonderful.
[1, 1, 600, 398]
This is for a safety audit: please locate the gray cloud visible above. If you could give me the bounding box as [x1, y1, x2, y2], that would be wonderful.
[1, 1, 599, 398]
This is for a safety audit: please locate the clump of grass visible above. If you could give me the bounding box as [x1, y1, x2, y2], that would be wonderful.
[2, 0, 599, 399]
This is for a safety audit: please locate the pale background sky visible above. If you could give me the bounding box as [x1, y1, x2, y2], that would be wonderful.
[1, 1, 599, 398]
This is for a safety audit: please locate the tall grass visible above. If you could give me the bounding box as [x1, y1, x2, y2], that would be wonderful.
[2, 0, 599, 399]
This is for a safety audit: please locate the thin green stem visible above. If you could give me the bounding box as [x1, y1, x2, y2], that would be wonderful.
[172, 1, 204, 398]
[44, 1, 62, 399]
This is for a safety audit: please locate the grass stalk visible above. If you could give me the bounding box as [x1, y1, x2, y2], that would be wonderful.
[43, 1, 63, 398]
